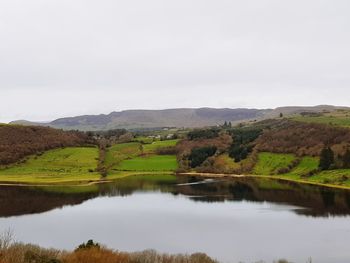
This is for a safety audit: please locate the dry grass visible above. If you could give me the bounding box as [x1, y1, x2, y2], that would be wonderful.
[61, 247, 129, 263]
[0, 233, 218, 263]
[0, 232, 296, 263]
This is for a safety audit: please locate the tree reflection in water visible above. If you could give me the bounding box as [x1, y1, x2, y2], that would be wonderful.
[0, 175, 349, 218]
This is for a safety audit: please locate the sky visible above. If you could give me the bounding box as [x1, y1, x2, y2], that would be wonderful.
[0, 0, 350, 122]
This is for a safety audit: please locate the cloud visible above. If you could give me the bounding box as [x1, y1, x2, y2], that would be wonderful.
[0, 0, 349, 122]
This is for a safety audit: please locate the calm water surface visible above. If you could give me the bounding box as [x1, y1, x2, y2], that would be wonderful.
[0, 175, 349, 263]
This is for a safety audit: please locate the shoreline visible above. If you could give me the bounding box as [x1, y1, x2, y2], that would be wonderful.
[0, 179, 114, 187]
[178, 172, 350, 191]
[0, 171, 350, 190]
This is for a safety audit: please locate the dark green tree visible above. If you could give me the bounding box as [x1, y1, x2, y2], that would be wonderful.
[76, 240, 100, 251]
[342, 149, 350, 168]
[228, 127, 262, 162]
[319, 147, 334, 170]
[188, 146, 217, 168]
[187, 128, 220, 140]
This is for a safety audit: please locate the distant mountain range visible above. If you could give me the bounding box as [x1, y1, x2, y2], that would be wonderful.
[10, 105, 349, 131]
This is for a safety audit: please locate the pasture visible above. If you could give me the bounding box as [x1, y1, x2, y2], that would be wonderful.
[0, 147, 100, 184]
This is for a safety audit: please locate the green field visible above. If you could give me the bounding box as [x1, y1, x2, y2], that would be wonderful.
[292, 115, 350, 127]
[117, 155, 178, 171]
[0, 147, 100, 184]
[0, 139, 179, 184]
[253, 152, 296, 175]
[105, 140, 178, 174]
[105, 142, 141, 168]
[133, 136, 155, 144]
[143, 139, 178, 153]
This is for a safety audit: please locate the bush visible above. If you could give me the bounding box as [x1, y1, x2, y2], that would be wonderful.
[276, 167, 290, 174]
[62, 247, 128, 263]
[75, 240, 100, 251]
[319, 147, 335, 170]
[301, 169, 319, 178]
[0, 243, 60, 263]
[128, 250, 218, 263]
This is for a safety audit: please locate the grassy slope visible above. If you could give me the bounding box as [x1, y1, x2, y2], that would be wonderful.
[143, 139, 178, 153]
[253, 152, 350, 187]
[105, 142, 141, 168]
[284, 156, 319, 178]
[292, 110, 350, 128]
[0, 147, 100, 184]
[253, 152, 296, 175]
[293, 116, 350, 127]
[307, 170, 350, 186]
[0, 138, 178, 184]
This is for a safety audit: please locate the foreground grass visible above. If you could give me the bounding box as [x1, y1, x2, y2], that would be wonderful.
[0, 147, 100, 184]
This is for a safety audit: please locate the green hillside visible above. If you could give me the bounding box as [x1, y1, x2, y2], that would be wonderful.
[0, 147, 100, 184]
[253, 152, 296, 175]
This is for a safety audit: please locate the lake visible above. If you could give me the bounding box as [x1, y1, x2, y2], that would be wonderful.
[0, 175, 349, 263]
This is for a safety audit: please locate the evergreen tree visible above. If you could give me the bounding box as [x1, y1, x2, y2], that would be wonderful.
[342, 149, 350, 168]
[319, 147, 334, 170]
[189, 146, 217, 168]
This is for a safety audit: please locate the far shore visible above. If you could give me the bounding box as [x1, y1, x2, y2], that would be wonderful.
[0, 171, 350, 190]
[178, 172, 350, 190]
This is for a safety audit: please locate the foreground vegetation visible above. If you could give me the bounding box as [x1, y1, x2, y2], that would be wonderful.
[0, 235, 218, 263]
[0, 233, 295, 263]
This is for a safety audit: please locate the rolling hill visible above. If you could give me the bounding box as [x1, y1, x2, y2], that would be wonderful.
[10, 105, 350, 131]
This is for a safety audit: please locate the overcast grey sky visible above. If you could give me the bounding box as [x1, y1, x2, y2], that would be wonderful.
[0, 0, 349, 122]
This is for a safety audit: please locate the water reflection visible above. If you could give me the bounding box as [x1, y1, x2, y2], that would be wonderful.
[0, 175, 349, 217]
